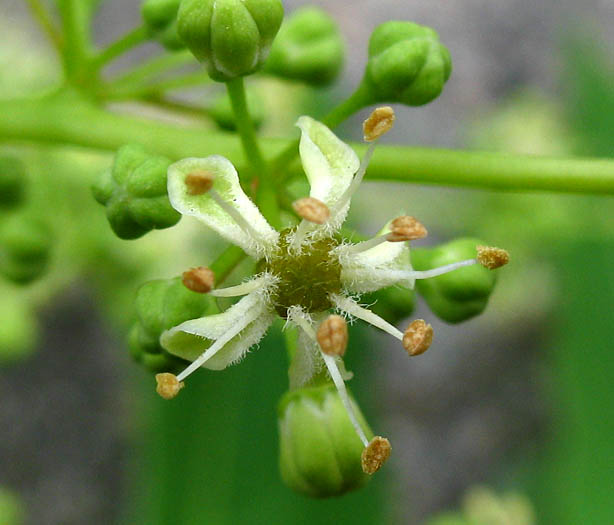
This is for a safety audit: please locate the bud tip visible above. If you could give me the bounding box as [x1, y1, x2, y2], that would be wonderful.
[182, 266, 215, 293]
[476, 245, 510, 269]
[155, 373, 184, 400]
[292, 197, 330, 225]
[387, 215, 428, 242]
[185, 170, 214, 195]
[317, 315, 348, 357]
[403, 319, 433, 356]
[363, 106, 395, 142]
[361, 436, 392, 474]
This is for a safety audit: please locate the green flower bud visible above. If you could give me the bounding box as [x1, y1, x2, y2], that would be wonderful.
[362, 21, 452, 106]
[0, 211, 52, 285]
[363, 285, 415, 325]
[209, 87, 264, 131]
[142, 0, 186, 51]
[93, 144, 181, 240]
[177, 0, 284, 82]
[265, 7, 344, 86]
[0, 487, 25, 525]
[278, 384, 372, 498]
[412, 238, 497, 323]
[0, 156, 26, 210]
[129, 277, 218, 373]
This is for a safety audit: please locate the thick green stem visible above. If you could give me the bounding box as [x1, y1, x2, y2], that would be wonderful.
[25, 0, 63, 53]
[89, 26, 149, 72]
[1, 91, 614, 196]
[57, 0, 92, 77]
[225, 77, 281, 228]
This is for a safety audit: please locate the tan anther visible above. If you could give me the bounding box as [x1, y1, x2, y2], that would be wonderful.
[361, 436, 392, 475]
[387, 215, 428, 242]
[403, 319, 433, 356]
[182, 266, 215, 293]
[185, 170, 214, 195]
[155, 373, 184, 400]
[476, 245, 510, 269]
[363, 106, 396, 142]
[292, 197, 330, 225]
[316, 315, 348, 357]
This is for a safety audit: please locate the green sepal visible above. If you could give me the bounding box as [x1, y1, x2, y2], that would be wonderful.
[177, 0, 284, 82]
[264, 7, 344, 86]
[412, 238, 496, 323]
[0, 211, 52, 285]
[362, 285, 415, 325]
[361, 21, 452, 106]
[209, 87, 264, 131]
[0, 156, 26, 210]
[92, 144, 181, 240]
[278, 384, 372, 498]
[128, 277, 219, 373]
[141, 0, 186, 51]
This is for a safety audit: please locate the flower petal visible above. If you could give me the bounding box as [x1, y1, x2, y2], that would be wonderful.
[160, 289, 275, 370]
[296, 116, 359, 224]
[288, 326, 324, 390]
[167, 156, 279, 258]
[338, 220, 415, 293]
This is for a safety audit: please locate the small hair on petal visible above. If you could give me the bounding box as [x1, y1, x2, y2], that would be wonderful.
[155, 373, 184, 400]
[292, 197, 330, 224]
[317, 315, 348, 357]
[363, 106, 395, 142]
[403, 319, 433, 356]
[476, 245, 510, 269]
[387, 215, 428, 242]
[361, 436, 392, 474]
[185, 170, 215, 195]
[182, 266, 215, 293]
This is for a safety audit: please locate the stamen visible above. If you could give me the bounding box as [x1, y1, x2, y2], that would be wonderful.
[182, 266, 215, 293]
[316, 315, 348, 357]
[289, 309, 368, 446]
[332, 107, 396, 216]
[402, 319, 433, 356]
[176, 306, 261, 382]
[185, 170, 214, 195]
[361, 436, 392, 474]
[289, 219, 313, 253]
[477, 245, 510, 269]
[331, 294, 404, 342]
[292, 197, 330, 225]
[209, 275, 271, 298]
[387, 216, 428, 242]
[368, 259, 478, 283]
[155, 373, 184, 400]
[343, 235, 389, 255]
[363, 106, 395, 142]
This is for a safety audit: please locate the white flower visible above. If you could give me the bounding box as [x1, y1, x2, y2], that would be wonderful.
[155, 108, 506, 469]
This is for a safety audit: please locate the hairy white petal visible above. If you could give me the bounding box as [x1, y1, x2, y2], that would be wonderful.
[167, 156, 278, 258]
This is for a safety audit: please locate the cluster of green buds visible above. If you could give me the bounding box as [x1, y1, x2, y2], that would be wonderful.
[177, 0, 284, 82]
[142, 0, 186, 51]
[92, 144, 181, 239]
[0, 156, 52, 285]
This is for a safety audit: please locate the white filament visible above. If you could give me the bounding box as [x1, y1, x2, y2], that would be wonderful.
[331, 294, 404, 341]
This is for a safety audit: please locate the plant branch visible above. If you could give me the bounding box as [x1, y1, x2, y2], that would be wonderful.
[2, 91, 614, 196]
[109, 51, 194, 90]
[25, 0, 63, 53]
[89, 26, 149, 71]
[102, 71, 211, 100]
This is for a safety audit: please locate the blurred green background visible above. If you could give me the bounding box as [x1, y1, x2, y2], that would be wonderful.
[0, 1, 613, 524]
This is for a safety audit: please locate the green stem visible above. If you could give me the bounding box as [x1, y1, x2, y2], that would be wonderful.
[225, 77, 281, 228]
[270, 83, 372, 179]
[25, 0, 63, 53]
[57, 0, 92, 77]
[109, 51, 194, 90]
[103, 71, 211, 100]
[89, 26, 149, 71]
[2, 91, 614, 196]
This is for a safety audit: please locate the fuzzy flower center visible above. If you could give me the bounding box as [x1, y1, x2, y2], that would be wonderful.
[263, 229, 342, 317]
